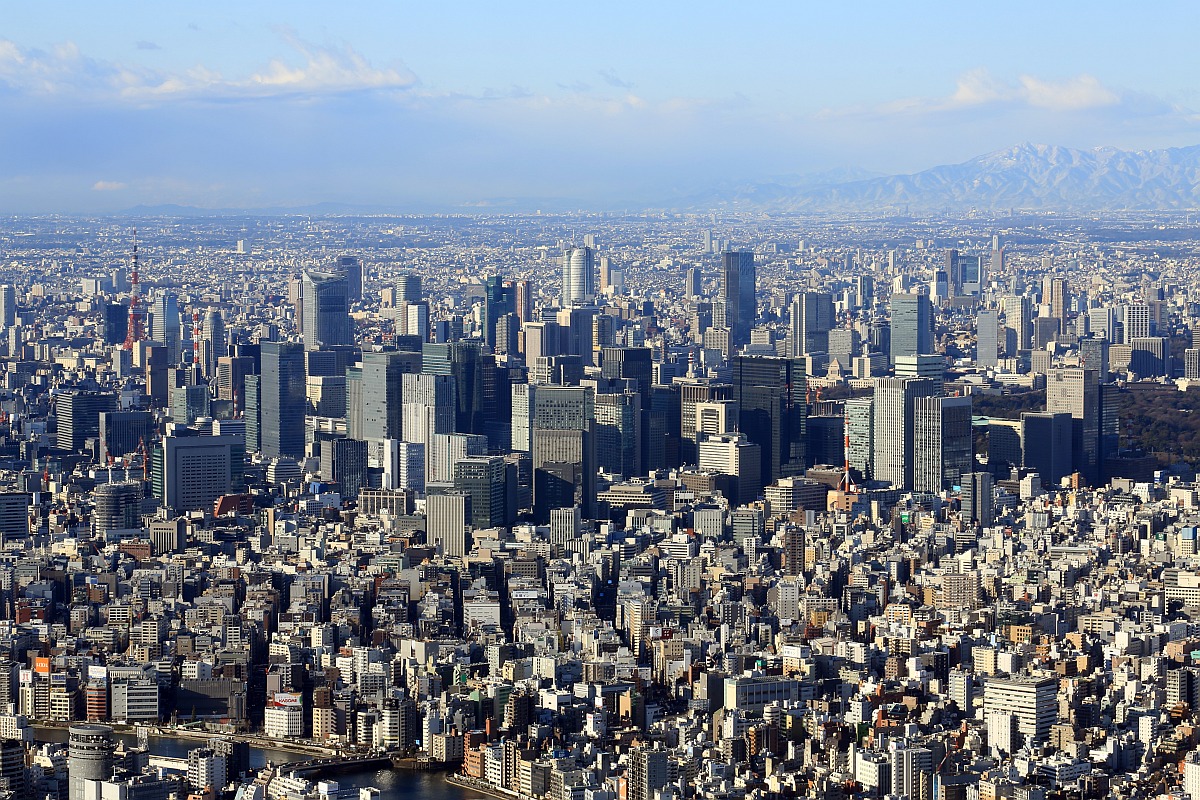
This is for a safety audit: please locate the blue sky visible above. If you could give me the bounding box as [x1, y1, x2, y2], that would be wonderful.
[2, 2, 1198, 211]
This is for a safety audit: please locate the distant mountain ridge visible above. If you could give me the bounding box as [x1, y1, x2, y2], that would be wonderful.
[116, 143, 1200, 216]
[737, 143, 1200, 212]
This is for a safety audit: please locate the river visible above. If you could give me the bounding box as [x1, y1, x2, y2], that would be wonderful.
[34, 729, 486, 799]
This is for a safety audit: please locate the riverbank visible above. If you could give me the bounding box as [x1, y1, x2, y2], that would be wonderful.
[446, 772, 524, 800]
[31, 720, 339, 757]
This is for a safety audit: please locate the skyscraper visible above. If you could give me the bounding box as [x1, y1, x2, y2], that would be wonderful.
[358, 351, 413, 442]
[259, 341, 306, 459]
[1046, 368, 1101, 484]
[1125, 302, 1151, 340]
[722, 251, 756, 346]
[69, 724, 114, 800]
[337, 255, 363, 302]
[913, 395, 973, 492]
[453, 455, 508, 529]
[732, 356, 806, 495]
[845, 397, 874, 480]
[301, 269, 352, 350]
[483, 275, 514, 349]
[92, 481, 143, 537]
[426, 492, 472, 557]
[57, 391, 118, 452]
[0, 285, 15, 328]
[889, 292, 932, 365]
[789, 292, 834, 356]
[561, 247, 596, 306]
[151, 291, 182, 365]
[153, 434, 243, 513]
[1021, 411, 1073, 487]
[99, 410, 155, 463]
[872, 377, 939, 490]
[321, 437, 369, 499]
[977, 309, 1000, 368]
[1001, 295, 1032, 350]
[201, 309, 226, 378]
[396, 273, 422, 304]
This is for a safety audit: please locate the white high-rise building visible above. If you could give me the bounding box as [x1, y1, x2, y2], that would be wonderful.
[561, 247, 595, 306]
[983, 676, 1058, 744]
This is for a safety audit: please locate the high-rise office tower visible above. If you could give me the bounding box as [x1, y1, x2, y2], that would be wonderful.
[429, 433, 488, 484]
[358, 351, 413, 442]
[1001, 295, 1032, 350]
[0, 285, 15, 328]
[789, 292, 834, 357]
[1021, 411, 1073, 487]
[1079, 337, 1110, 378]
[152, 435, 243, 513]
[721, 251, 756, 346]
[483, 275, 514, 349]
[698, 433, 761, 507]
[532, 385, 595, 520]
[888, 291, 931, 367]
[1046, 368, 1101, 485]
[732, 356, 806, 495]
[92, 481, 142, 537]
[259, 341, 306, 459]
[401, 373, 456, 446]
[201, 309, 226, 378]
[396, 273, 422, 304]
[962, 471, 994, 526]
[301, 269, 352, 350]
[561, 247, 596, 306]
[321, 437, 368, 499]
[151, 291, 182, 364]
[912, 395, 973, 492]
[845, 397, 874, 480]
[515, 279, 533, 322]
[828, 328, 860, 372]
[244, 374, 261, 452]
[57, 391, 117, 452]
[872, 377, 940, 489]
[1125, 302, 1151, 340]
[104, 301, 128, 345]
[69, 724, 114, 800]
[453, 455, 508, 529]
[977, 309, 1000, 368]
[423, 340, 487, 437]
[889, 292, 932, 365]
[99, 410, 155, 463]
[1043, 277, 1069, 325]
[337, 255, 363, 302]
[983, 676, 1058, 746]
[594, 390, 642, 478]
[426, 492, 471, 557]
[678, 379, 733, 465]
[685, 267, 703, 298]
[600, 346, 653, 396]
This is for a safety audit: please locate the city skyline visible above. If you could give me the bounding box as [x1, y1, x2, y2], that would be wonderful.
[3, 2, 1200, 212]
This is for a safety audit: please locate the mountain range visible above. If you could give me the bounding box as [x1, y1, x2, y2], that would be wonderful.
[117, 143, 1200, 216]
[695, 143, 1200, 213]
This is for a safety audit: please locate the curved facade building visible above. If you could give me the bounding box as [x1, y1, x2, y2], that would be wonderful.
[69, 724, 113, 800]
[561, 247, 595, 306]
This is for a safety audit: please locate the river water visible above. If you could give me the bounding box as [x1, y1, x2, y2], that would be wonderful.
[34, 729, 485, 799]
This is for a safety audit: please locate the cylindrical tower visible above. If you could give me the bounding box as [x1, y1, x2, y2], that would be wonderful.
[69, 724, 113, 800]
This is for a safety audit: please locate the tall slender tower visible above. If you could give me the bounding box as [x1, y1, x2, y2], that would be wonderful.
[122, 232, 145, 350]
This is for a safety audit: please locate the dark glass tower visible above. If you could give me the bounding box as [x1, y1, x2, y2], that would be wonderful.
[260, 341, 306, 459]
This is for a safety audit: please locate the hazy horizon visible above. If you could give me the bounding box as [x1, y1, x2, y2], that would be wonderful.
[4, 2, 1200, 213]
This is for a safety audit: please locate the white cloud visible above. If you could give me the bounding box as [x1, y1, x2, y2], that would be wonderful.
[820, 69, 1129, 119]
[1017, 74, 1119, 110]
[0, 34, 416, 103]
[92, 181, 127, 191]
